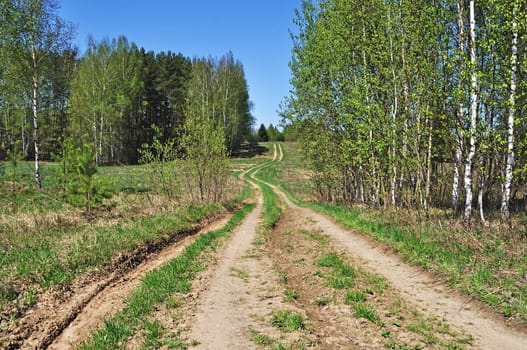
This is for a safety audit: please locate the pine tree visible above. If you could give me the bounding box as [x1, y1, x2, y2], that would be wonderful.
[257, 123, 269, 142]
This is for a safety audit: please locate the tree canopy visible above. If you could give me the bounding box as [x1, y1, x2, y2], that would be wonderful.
[283, 0, 527, 221]
[0, 1, 255, 183]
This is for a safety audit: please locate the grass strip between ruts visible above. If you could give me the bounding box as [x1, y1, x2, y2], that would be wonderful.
[245, 163, 281, 230]
[79, 203, 256, 350]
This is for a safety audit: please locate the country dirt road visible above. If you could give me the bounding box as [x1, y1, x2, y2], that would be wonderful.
[6, 143, 527, 349]
[180, 144, 527, 349]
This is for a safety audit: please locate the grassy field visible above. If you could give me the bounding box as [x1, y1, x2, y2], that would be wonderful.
[258, 142, 527, 325]
[0, 157, 256, 328]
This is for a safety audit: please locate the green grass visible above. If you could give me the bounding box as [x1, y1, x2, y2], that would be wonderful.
[0, 153, 254, 319]
[245, 162, 282, 230]
[283, 289, 299, 301]
[271, 310, 306, 332]
[315, 253, 357, 290]
[80, 203, 256, 349]
[353, 302, 381, 325]
[316, 252, 342, 268]
[344, 290, 367, 304]
[0, 161, 153, 215]
[249, 327, 274, 346]
[0, 204, 224, 295]
[308, 203, 527, 321]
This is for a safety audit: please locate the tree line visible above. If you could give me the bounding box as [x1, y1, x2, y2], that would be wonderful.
[283, 0, 526, 222]
[0, 0, 254, 188]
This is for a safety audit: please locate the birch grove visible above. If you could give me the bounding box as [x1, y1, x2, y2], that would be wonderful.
[1, 2, 255, 183]
[284, 0, 527, 222]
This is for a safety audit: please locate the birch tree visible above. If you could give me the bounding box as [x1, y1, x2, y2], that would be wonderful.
[500, 2, 519, 221]
[463, 0, 478, 221]
[12, 0, 73, 188]
[183, 58, 228, 203]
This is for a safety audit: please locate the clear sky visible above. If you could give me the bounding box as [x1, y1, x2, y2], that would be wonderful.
[57, 0, 301, 129]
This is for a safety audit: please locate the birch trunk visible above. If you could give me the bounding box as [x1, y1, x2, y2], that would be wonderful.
[464, 0, 477, 221]
[31, 45, 42, 189]
[501, 17, 517, 221]
[389, 8, 398, 207]
[453, 0, 465, 213]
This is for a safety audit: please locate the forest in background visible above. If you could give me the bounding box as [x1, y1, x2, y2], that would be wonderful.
[0, 0, 254, 186]
[283, 0, 527, 223]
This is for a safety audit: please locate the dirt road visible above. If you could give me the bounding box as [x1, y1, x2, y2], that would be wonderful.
[174, 150, 527, 348]
[185, 196, 279, 348]
[7, 144, 527, 349]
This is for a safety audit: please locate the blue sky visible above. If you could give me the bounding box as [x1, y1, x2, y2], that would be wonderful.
[58, 0, 301, 129]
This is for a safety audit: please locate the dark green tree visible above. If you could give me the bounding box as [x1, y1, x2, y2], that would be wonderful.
[257, 123, 269, 142]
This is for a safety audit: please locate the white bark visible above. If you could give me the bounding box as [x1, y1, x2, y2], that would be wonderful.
[453, 0, 465, 213]
[31, 45, 41, 189]
[464, 0, 477, 221]
[389, 8, 398, 207]
[501, 17, 517, 221]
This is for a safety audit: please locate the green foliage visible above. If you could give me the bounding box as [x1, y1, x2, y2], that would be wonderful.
[1, 204, 217, 294]
[5, 145, 24, 185]
[257, 123, 269, 142]
[182, 58, 232, 203]
[69, 36, 143, 165]
[0, 0, 75, 188]
[353, 302, 381, 325]
[271, 310, 306, 332]
[344, 290, 367, 304]
[56, 139, 112, 210]
[139, 125, 180, 200]
[249, 327, 274, 346]
[267, 123, 285, 142]
[246, 164, 282, 229]
[284, 289, 299, 301]
[284, 0, 527, 219]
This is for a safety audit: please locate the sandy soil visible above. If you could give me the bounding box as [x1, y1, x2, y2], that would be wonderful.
[183, 196, 301, 348]
[269, 209, 474, 349]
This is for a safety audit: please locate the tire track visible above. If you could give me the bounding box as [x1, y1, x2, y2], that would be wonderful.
[8, 214, 230, 350]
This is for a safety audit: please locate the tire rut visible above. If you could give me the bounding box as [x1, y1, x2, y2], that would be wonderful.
[5, 213, 230, 350]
